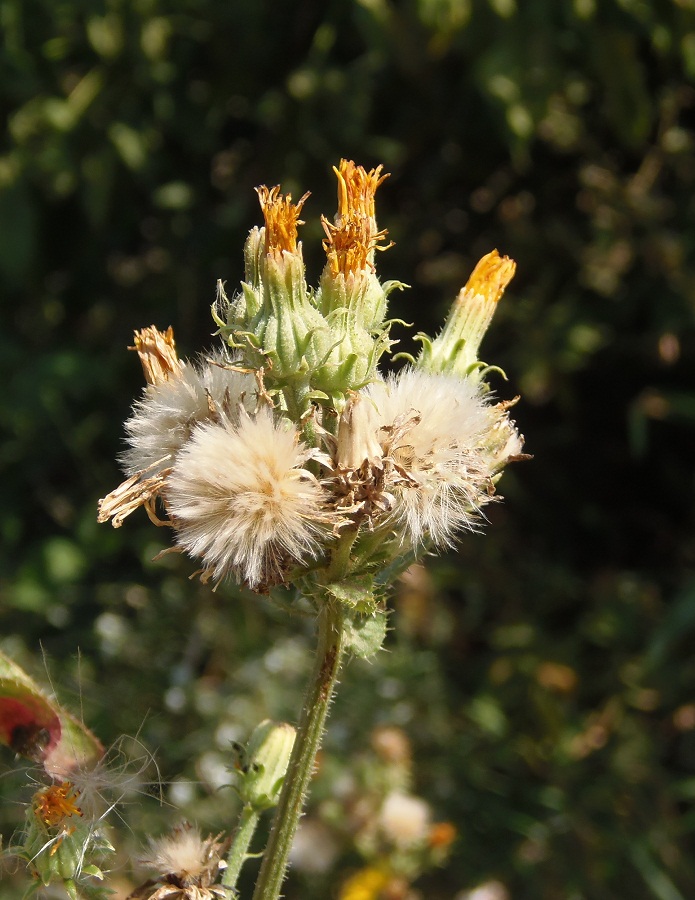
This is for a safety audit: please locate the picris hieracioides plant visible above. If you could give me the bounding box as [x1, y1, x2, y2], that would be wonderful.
[98, 160, 524, 603]
[97, 160, 526, 900]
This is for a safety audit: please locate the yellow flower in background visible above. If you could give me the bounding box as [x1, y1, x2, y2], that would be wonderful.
[338, 866, 391, 900]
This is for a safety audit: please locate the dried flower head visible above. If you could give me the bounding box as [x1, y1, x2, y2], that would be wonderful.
[256, 184, 310, 258]
[129, 822, 230, 900]
[98, 332, 256, 528]
[120, 351, 255, 478]
[165, 407, 332, 589]
[132, 325, 184, 386]
[322, 159, 391, 277]
[336, 368, 521, 548]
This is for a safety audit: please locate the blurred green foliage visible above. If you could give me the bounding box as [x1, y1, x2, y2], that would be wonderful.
[2, 0, 695, 897]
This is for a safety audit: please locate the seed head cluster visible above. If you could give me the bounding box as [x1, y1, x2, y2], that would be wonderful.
[99, 161, 525, 597]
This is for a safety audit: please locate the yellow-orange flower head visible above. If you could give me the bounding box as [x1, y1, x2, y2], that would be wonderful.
[256, 185, 310, 258]
[322, 159, 392, 277]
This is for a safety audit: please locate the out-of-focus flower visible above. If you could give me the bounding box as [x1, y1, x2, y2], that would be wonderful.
[455, 880, 510, 900]
[378, 792, 431, 847]
[338, 865, 391, 900]
[290, 818, 341, 874]
[428, 821, 457, 850]
[371, 726, 411, 766]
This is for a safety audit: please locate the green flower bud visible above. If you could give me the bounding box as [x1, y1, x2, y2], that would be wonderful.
[313, 271, 406, 404]
[318, 267, 388, 331]
[214, 227, 265, 337]
[243, 223, 265, 294]
[217, 187, 333, 414]
[415, 250, 516, 379]
[238, 720, 296, 811]
[216, 163, 407, 413]
[317, 161, 396, 335]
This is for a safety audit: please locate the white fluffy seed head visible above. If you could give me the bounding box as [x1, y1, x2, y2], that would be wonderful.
[356, 368, 521, 547]
[166, 407, 331, 589]
[121, 352, 256, 476]
[142, 824, 210, 877]
[139, 822, 228, 888]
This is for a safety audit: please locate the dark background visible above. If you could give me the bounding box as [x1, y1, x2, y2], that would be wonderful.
[2, 1, 695, 897]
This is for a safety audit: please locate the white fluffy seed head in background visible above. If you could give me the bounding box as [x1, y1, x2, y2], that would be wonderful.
[456, 881, 511, 900]
[378, 791, 432, 847]
[165, 407, 330, 589]
[121, 352, 256, 476]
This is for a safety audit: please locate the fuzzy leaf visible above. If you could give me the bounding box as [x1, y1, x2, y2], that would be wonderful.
[324, 575, 375, 611]
[343, 607, 388, 659]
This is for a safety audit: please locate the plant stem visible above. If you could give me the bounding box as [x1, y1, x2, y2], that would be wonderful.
[327, 526, 359, 581]
[222, 803, 261, 890]
[251, 600, 345, 900]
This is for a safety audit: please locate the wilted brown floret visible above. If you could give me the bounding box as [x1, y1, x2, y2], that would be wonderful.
[132, 326, 183, 386]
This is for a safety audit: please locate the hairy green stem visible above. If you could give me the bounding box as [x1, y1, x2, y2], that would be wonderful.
[251, 600, 345, 900]
[222, 804, 261, 890]
[327, 527, 359, 581]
